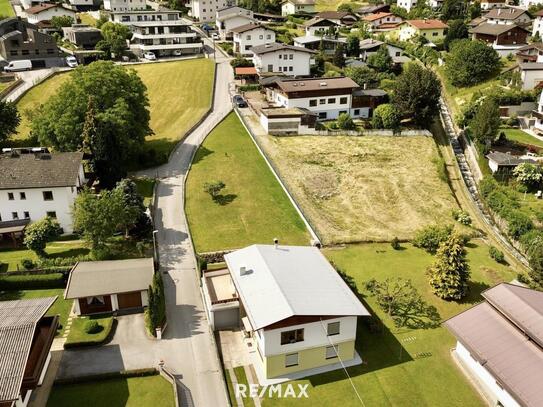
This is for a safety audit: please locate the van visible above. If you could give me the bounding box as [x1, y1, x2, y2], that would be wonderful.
[3, 60, 32, 72]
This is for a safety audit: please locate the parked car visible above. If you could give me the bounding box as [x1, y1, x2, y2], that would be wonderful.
[66, 56, 78, 68]
[211, 33, 220, 40]
[143, 52, 156, 60]
[233, 95, 247, 108]
[3, 60, 32, 72]
[173, 50, 182, 56]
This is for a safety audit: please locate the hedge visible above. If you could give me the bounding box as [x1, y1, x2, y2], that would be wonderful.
[53, 368, 158, 385]
[0, 273, 65, 290]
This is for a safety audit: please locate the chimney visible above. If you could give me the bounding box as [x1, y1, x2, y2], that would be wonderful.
[274, 238, 279, 249]
[240, 266, 249, 276]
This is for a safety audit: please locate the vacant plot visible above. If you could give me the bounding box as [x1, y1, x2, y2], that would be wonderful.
[47, 375, 174, 407]
[263, 240, 517, 407]
[259, 135, 458, 244]
[185, 113, 310, 253]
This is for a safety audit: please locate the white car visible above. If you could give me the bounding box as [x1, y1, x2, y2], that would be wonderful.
[143, 52, 156, 60]
[211, 33, 220, 40]
[172, 50, 182, 56]
[66, 56, 78, 68]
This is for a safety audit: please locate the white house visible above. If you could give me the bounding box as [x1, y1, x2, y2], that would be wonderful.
[359, 38, 406, 63]
[480, 0, 507, 9]
[216, 6, 256, 39]
[483, 7, 532, 25]
[445, 283, 543, 407]
[110, 9, 181, 24]
[520, 0, 543, 9]
[397, 0, 417, 12]
[362, 12, 403, 31]
[67, 0, 100, 12]
[24, 3, 77, 25]
[201, 244, 369, 384]
[252, 42, 316, 76]
[532, 90, 543, 133]
[519, 62, 543, 89]
[104, 0, 146, 12]
[0, 149, 85, 234]
[293, 34, 347, 55]
[231, 23, 275, 56]
[303, 17, 339, 36]
[281, 0, 316, 16]
[188, 0, 234, 22]
[533, 10, 543, 37]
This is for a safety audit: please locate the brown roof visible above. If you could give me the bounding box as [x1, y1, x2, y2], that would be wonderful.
[316, 11, 357, 20]
[235, 66, 257, 75]
[484, 7, 530, 20]
[471, 22, 529, 36]
[276, 76, 359, 93]
[406, 19, 448, 30]
[25, 3, 70, 15]
[363, 12, 393, 22]
[303, 17, 339, 27]
[0, 151, 83, 190]
[444, 291, 543, 407]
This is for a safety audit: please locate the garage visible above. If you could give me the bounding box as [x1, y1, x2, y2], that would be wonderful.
[117, 291, 143, 310]
[213, 307, 240, 330]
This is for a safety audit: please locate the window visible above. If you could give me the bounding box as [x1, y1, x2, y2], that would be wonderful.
[259, 35, 263, 39]
[432, 32, 438, 36]
[354, 109, 360, 116]
[309, 99, 318, 107]
[327, 321, 340, 336]
[318, 112, 327, 119]
[22, 50, 29, 55]
[340, 97, 348, 104]
[289, 54, 293, 60]
[47, 49, 55, 54]
[19, 192, 26, 200]
[267, 34, 271, 39]
[280, 329, 304, 345]
[247, 35, 251, 40]
[328, 98, 336, 104]
[35, 49, 39, 55]
[285, 353, 299, 367]
[46, 211, 57, 218]
[326, 346, 338, 359]
[279, 54, 282, 59]
[8, 192, 14, 200]
[87, 296, 105, 305]
[339, 110, 347, 115]
[12, 212, 18, 220]
[24, 211, 30, 219]
[289, 66, 293, 72]
[43, 191, 54, 201]
[10, 50, 18, 56]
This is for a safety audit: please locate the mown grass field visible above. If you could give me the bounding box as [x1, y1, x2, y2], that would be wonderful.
[15, 59, 215, 158]
[0, 0, 14, 16]
[258, 134, 458, 244]
[501, 127, 543, 149]
[185, 113, 310, 253]
[47, 375, 174, 407]
[262, 240, 517, 407]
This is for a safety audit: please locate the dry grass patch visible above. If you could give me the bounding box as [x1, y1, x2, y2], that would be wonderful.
[260, 135, 458, 243]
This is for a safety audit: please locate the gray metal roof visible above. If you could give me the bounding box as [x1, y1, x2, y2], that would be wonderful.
[251, 42, 316, 55]
[444, 294, 543, 407]
[224, 245, 369, 330]
[486, 151, 535, 166]
[0, 151, 83, 190]
[0, 297, 56, 403]
[64, 258, 154, 299]
[293, 34, 347, 44]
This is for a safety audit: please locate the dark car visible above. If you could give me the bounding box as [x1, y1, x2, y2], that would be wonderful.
[233, 95, 247, 108]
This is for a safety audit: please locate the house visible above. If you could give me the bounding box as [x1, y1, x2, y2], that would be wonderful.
[0, 149, 85, 234]
[486, 151, 536, 173]
[515, 42, 543, 63]
[315, 11, 358, 26]
[293, 34, 347, 55]
[25, 3, 76, 25]
[216, 6, 256, 39]
[520, 0, 543, 9]
[67, 0, 101, 12]
[397, 0, 417, 12]
[0, 18, 62, 65]
[232, 23, 275, 56]
[533, 90, 543, 133]
[188, 0, 234, 22]
[281, 0, 316, 16]
[62, 24, 102, 49]
[355, 4, 390, 17]
[129, 18, 202, 57]
[519, 62, 543, 89]
[264, 76, 387, 120]
[0, 297, 59, 407]
[104, 0, 146, 12]
[533, 10, 543, 38]
[303, 17, 339, 36]
[259, 107, 317, 135]
[363, 12, 403, 32]
[470, 23, 529, 56]
[444, 283, 543, 407]
[64, 258, 154, 315]
[359, 38, 409, 65]
[110, 9, 182, 25]
[397, 19, 448, 42]
[252, 43, 316, 77]
[429, 0, 444, 8]
[483, 7, 532, 25]
[480, 0, 507, 9]
[202, 244, 369, 383]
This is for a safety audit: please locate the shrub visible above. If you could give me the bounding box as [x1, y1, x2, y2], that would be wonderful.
[372, 103, 400, 130]
[23, 216, 62, 257]
[337, 113, 356, 130]
[84, 320, 101, 334]
[21, 259, 36, 270]
[506, 211, 533, 239]
[203, 180, 225, 199]
[412, 224, 454, 254]
[452, 209, 472, 226]
[489, 245, 505, 263]
[391, 237, 401, 250]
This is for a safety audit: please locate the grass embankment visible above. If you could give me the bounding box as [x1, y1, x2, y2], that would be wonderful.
[315, 0, 363, 11]
[257, 134, 458, 244]
[47, 375, 175, 407]
[263, 240, 517, 407]
[185, 113, 310, 253]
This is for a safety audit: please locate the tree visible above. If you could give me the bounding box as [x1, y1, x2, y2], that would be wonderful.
[32, 61, 150, 171]
[337, 3, 354, 12]
[96, 22, 130, 59]
[442, 0, 467, 21]
[345, 66, 379, 88]
[413, 224, 454, 254]
[444, 19, 468, 50]
[0, 100, 20, 143]
[23, 217, 62, 257]
[51, 15, 74, 29]
[469, 97, 500, 149]
[391, 63, 441, 127]
[526, 237, 543, 289]
[114, 179, 146, 236]
[346, 34, 360, 57]
[333, 44, 345, 68]
[367, 44, 393, 72]
[337, 113, 355, 130]
[445, 39, 500, 87]
[230, 57, 253, 68]
[468, 1, 481, 19]
[427, 232, 470, 300]
[204, 180, 225, 199]
[513, 163, 543, 189]
[372, 104, 400, 129]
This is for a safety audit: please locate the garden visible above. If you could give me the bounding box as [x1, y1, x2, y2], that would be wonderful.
[64, 314, 115, 348]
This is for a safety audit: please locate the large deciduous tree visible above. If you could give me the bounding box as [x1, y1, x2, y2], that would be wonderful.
[391, 63, 441, 127]
[96, 22, 131, 58]
[367, 44, 393, 72]
[0, 100, 20, 143]
[445, 39, 500, 87]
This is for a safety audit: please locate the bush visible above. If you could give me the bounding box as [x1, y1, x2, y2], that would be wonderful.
[21, 259, 36, 270]
[506, 211, 533, 239]
[337, 113, 356, 130]
[391, 237, 401, 250]
[452, 209, 472, 226]
[372, 104, 400, 130]
[0, 273, 65, 290]
[84, 320, 101, 334]
[23, 216, 62, 257]
[413, 224, 454, 254]
[489, 246, 505, 263]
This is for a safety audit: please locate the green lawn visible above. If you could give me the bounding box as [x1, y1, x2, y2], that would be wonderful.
[501, 127, 543, 149]
[185, 113, 310, 253]
[0, 0, 14, 16]
[263, 240, 517, 406]
[0, 288, 73, 336]
[133, 177, 156, 207]
[233, 367, 256, 407]
[47, 375, 175, 407]
[65, 314, 114, 346]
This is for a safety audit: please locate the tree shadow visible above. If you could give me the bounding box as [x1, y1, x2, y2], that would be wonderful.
[0, 289, 23, 301]
[213, 193, 237, 206]
[0, 263, 7, 273]
[48, 247, 90, 259]
[192, 146, 214, 165]
[459, 280, 491, 305]
[392, 302, 441, 330]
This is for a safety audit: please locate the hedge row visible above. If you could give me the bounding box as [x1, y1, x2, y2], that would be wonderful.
[0, 273, 65, 290]
[54, 368, 158, 385]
